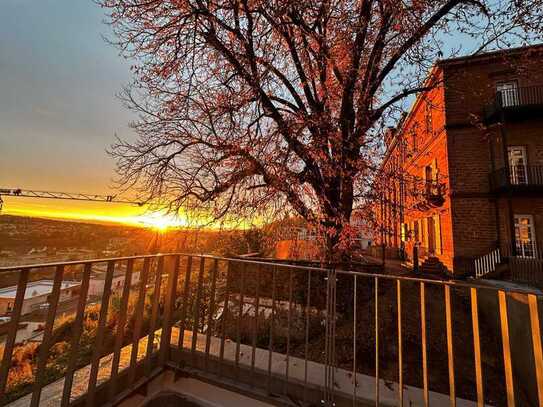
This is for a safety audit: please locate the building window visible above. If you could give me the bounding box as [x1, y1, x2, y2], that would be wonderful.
[496, 80, 519, 107]
[508, 146, 528, 185]
[514, 214, 537, 258]
[411, 130, 418, 152]
[425, 102, 433, 135]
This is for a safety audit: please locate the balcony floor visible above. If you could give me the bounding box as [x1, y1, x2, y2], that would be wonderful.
[7, 326, 484, 407]
[118, 373, 275, 407]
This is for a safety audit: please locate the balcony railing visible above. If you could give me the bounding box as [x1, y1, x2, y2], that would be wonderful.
[0, 254, 542, 406]
[484, 85, 543, 124]
[412, 181, 446, 210]
[489, 165, 543, 193]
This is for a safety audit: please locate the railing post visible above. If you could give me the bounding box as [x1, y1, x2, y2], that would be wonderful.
[498, 290, 515, 407]
[0, 268, 29, 404]
[219, 260, 231, 377]
[108, 258, 134, 400]
[445, 285, 456, 407]
[86, 261, 115, 407]
[61, 263, 92, 407]
[397, 280, 403, 406]
[528, 294, 543, 406]
[177, 256, 193, 352]
[190, 256, 205, 367]
[160, 255, 180, 366]
[30, 265, 65, 407]
[128, 257, 151, 386]
[204, 258, 219, 371]
[470, 288, 484, 407]
[420, 282, 429, 406]
[375, 276, 380, 406]
[144, 256, 164, 375]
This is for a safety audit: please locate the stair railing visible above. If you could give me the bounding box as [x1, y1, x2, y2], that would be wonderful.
[474, 248, 501, 278]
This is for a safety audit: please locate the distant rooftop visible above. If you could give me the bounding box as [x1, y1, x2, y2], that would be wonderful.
[0, 280, 80, 300]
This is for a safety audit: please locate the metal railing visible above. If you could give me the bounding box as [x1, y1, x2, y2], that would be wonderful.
[474, 248, 501, 278]
[496, 86, 543, 108]
[489, 165, 543, 191]
[484, 85, 543, 122]
[0, 254, 542, 406]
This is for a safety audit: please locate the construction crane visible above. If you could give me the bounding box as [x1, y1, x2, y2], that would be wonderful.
[0, 187, 144, 211]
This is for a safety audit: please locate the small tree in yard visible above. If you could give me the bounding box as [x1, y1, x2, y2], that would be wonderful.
[100, 0, 543, 262]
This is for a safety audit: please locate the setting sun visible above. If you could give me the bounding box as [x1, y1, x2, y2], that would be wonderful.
[136, 212, 185, 231]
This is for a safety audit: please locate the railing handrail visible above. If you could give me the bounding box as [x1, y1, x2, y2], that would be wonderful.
[490, 165, 543, 189]
[1, 251, 543, 406]
[1, 252, 542, 296]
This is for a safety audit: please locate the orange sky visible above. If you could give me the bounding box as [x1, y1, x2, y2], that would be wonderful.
[1, 196, 191, 229]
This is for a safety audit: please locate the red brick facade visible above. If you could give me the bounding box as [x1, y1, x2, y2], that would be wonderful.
[374, 45, 543, 276]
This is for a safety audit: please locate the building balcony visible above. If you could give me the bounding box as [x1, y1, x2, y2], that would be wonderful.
[484, 85, 543, 124]
[412, 181, 446, 211]
[489, 165, 543, 194]
[0, 254, 542, 406]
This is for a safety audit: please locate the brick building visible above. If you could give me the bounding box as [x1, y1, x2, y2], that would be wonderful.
[374, 45, 543, 279]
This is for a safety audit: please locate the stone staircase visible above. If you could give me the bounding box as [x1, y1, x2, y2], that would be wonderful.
[420, 256, 447, 274]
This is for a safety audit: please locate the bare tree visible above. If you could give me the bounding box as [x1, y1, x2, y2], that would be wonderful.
[100, 0, 543, 260]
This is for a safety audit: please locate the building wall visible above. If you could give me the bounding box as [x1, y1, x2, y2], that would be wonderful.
[375, 46, 543, 276]
[443, 50, 543, 272]
[376, 68, 456, 271]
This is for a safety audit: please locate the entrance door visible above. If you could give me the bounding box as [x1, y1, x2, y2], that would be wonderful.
[514, 214, 537, 258]
[508, 146, 528, 185]
[497, 81, 519, 107]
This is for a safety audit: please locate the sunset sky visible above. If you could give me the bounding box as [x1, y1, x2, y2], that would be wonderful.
[0, 0, 159, 226]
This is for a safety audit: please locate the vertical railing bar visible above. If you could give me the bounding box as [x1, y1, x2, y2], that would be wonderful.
[332, 268, 338, 404]
[267, 265, 277, 395]
[470, 288, 484, 407]
[204, 258, 219, 371]
[420, 282, 429, 407]
[85, 260, 115, 407]
[190, 256, 205, 365]
[499, 290, 515, 407]
[177, 256, 193, 351]
[353, 274, 358, 406]
[303, 269, 311, 403]
[285, 267, 293, 394]
[144, 256, 164, 375]
[528, 294, 543, 407]
[128, 257, 150, 386]
[375, 276, 380, 407]
[219, 260, 231, 377]
[0, 268, 29, 403]
[251, 264, 261, 386]
[30, 265, 65, 407]
[160, 255, 181, 366]
[397, 280, 403, 407]
[108, 258, 134, 400]
[235, 262, 245, 381]
[61, 264, 91, 407]
[324, 270, 330, 404]
[445, 285, 456, 407]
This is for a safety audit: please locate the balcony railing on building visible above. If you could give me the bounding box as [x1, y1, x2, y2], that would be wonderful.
[489, 165, 543, 193]
[0, 254, 543, 406]
[474, 240, 543, 285]
[412, 181, 446, 211]
[484, 85, 543, 124]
